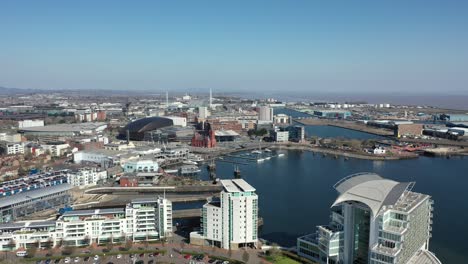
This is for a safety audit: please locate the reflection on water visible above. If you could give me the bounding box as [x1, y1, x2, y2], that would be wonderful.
[198, 150, 467, 263]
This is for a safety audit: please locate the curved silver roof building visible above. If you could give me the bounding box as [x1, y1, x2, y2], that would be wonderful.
[332, 172, 414, 217]
[297, 172, 442, 264]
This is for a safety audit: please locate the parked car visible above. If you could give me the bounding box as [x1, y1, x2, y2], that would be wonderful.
[64, 257, 71, 263]
[116, 254, 122, 259]
[74, 257, 80, 263]
[93, 255, 99, 261]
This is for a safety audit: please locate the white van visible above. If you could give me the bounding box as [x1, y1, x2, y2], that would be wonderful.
[16, 250, 28, 257]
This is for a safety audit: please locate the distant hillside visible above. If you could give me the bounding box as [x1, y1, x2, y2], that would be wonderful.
[0, 86, 53, 95]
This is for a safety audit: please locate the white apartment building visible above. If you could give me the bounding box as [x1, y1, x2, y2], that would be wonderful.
[18, 119, 44, 129]
[41, 142, 70, 157]
[66, 168, 108, 188]
[126, 198, 172, 240]
[0, 197, 172, 250]
[191, 179, 258, 250]
[297, 173, 441, 264]
[0, 221, 57, 250]
[0, 142, 25, 155]
[123, 159, 159, 173]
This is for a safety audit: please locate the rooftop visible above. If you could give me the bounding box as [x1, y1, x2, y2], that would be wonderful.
[0, 220, 56, 231]
[214, 130, 240, 137]
[407, 250, 442, 264]
[0, 184, 73, 208]
[221, 179, 256, 193]
[20, 122, 107, 133]
[62, 208, 124, 217]
[332, 173, 415, 217]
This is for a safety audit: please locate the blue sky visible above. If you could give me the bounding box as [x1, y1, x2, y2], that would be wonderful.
[1, 0, 467, 93]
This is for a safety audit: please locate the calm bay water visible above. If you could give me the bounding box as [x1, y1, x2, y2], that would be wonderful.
[199, 108, 467, 262]
[200, 152, 467, 263]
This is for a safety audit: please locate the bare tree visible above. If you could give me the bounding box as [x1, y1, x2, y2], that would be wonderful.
[242, 250, 250, 263]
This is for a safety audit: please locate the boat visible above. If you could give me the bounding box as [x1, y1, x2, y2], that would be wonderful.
[252, 150, 262, 154]
[264, 148, 272, 152]
[265, 157, 271, 160]
[278, 153, 285, 157]
[183, 160, 198, 165]
[257, 158, 265, 162]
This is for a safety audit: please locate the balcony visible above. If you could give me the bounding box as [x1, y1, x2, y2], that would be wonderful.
[372, 244, 401, 257]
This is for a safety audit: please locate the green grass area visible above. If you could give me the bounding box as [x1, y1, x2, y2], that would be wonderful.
[269, 255, 301, 264]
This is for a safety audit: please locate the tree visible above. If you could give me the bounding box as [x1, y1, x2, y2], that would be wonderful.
[43, 238, 53, 250]
[26, 241, 39, 258]
[242, 251, 250, 263]
[256, 128, 268, 137]
[17, 166, 28, 176]
[62, 246, 75, 256]
[125, 239, 133, 250]
[83, 235, 91, 246]
[266, 243, 280, 258]
[55, 238, 63, 249]
[106, 241, 114, 252]
[180, 241, 185, 251]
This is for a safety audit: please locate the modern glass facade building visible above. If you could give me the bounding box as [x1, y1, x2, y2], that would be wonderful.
[297, 173, 441, 264]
